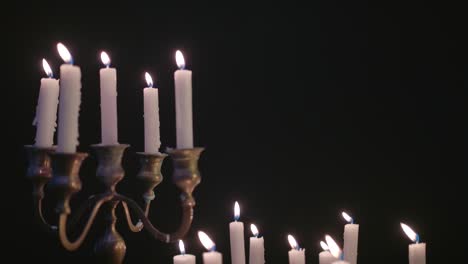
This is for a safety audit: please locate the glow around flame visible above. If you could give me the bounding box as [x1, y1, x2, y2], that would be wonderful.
[287, 234, 299, 250]
[178, 240, 186, 255]
[42, 59, 53, 78]
[145, 72, 153, 88]
[57, 43, 73, 64]
[251, 224, 259, 237]
[325, 235, 341, 259]
[198, 231, 215, 251]
[320, 241, 329, 251]
[175, 50, 185, 69]
[342, 212, 353, 223]
[100, 51, 111, 67]
[401, 223, 419, 243]
[234, 201, 240, 221]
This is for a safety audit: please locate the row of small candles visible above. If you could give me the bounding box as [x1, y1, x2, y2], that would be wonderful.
[175, 203, 426, 264]
[34, 42, 192, 152]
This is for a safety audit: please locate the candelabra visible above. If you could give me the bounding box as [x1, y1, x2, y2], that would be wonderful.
[25, 144, 203, 264]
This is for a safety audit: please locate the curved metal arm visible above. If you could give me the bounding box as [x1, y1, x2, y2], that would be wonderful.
[115, 194, 194, 243]
[33, 197, 57, 233]
[121, 201, 145, 232]
[58, 194, 113, 251]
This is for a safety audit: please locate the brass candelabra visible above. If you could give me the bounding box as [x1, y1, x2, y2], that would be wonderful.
[25, 144, 203, 264]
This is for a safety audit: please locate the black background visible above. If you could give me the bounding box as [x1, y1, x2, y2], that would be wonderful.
[2, 1, 463, 263]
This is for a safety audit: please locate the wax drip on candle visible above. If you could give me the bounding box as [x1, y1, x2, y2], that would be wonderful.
[176, 50, 186, 70]
[198, 231, 216, 252]
[401, 223, 420, 243]
[342, 211, 354, 224]
[42, 59, 53, 78]
[100, 51, 111, 68]
[234, 201, 240, 221]
[251, 224, 259, 238]
[288, 234, 300, 251]
[57, 43, 73, 64]
[179, 240, 186, 255]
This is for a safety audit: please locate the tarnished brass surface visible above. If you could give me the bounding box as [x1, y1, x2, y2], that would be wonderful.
[92, 144, 129, 193]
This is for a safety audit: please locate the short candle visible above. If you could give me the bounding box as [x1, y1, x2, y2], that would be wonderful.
[342, 211, 359, 264]
[173, 240, 195, 264]
[401, 223, 426, 264]
[199, 231, 223, 264]
[287, 235, 305, 264]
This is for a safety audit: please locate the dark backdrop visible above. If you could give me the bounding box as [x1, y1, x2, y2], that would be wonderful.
[3, 1, 463, 264]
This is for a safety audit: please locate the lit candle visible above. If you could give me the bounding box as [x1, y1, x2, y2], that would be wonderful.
[173, 240, 196, 264]
[401, 223, 426, 264]
[342, 212, 359, 264]
[56, 43, 81, 153]
[325, 235, 349, 264]
[287, 235, 305, 264]
[99, 51, 118, 145]
[249, 224, 265, 264]
[174, 50, 193, 149]
[198, 231, 222, 264]
[33, 59, 59, 147]
[143, 72, 161, 153]
[319, 241, 338, 264]
[230, 202, 246, 264]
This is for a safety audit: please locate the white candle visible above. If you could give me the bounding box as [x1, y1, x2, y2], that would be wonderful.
[143, 72, 161, 153]
[173, 240, 196, 264]
[342, 212, 359, 264]
[325, 235, 349, 264]
[229, 202, 246, 264]
[319, 241, 338, 264]
[174, 50, 193, 149]
[198, 231, 222, 264]
[99, 51, 118, 145]
[34, 59, 59, 147]
[401, 223, 426, 264]
[249, 224, 265, 264]
[56, 43, 81, 153]
[287, 235, 305, 264]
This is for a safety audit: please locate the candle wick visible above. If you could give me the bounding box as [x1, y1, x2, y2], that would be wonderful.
[415, 234, 420, 244]
[210, 245, 216, 252]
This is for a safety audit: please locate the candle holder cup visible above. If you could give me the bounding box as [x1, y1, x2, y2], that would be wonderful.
[25, 144, 204, 264]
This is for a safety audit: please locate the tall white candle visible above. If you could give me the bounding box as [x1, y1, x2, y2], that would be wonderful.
[287, 235, 305, 264]
[56, 43, 81, 153]
[401, 223, 426, 264]
[99, 51, 118, 145]
[173, 240, 196, 264]
[34, 59, 59, 147]
[143, 72, 161, 153]
[342, 212, 359, 264]
[249, 224, 265, 264]
[230, 202, 246, 264]
[199, 231, 223, 264]
[319, 241, 338, 264]
[174, 50, 193, 149]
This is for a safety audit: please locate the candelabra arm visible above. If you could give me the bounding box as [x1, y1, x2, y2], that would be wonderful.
[121, 201, 144, 232]
[33, 197, 57, 233]
[67, 195, 102, 229]
[58, 194, 113, 251]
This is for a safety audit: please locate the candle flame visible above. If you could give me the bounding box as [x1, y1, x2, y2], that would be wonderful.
[145, 72, 153, 88]
[342, 211, 353, 223]
[178, 240, 186, 255]
[42, 59, 53, 78]
[401, 223, 419, 243]
[325, 235, 341, 259]
[250, 224, 259, 237]
[198, 231, 215, 251]
[234, 201, 240, 221]
[287, 234, 299, 250]
[175, 50, 185, 69]
[100, 51, 111, 67]
[57, 43, 73, 64]
[320, 241, 329, 251]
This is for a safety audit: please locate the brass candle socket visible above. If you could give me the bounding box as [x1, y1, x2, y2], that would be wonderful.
[49, 151, 88, 215]
[27, 144, 204, 264]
